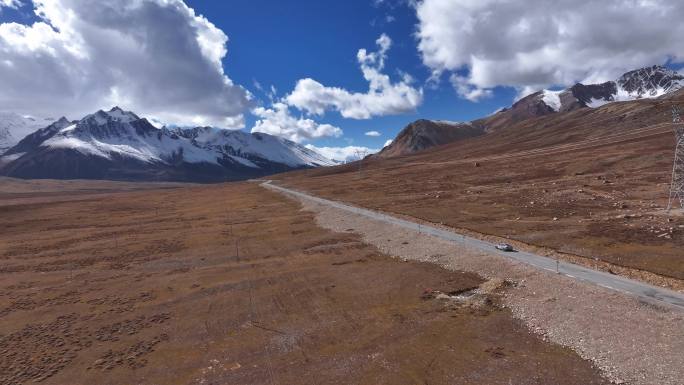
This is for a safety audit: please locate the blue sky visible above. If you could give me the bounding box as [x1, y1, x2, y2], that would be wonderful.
[2, 0, 684, 160]
[0, 0, 512, 156]
[185, 0, 512, 151]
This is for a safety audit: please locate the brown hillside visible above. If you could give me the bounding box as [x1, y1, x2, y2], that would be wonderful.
[276, 91, 684, 282]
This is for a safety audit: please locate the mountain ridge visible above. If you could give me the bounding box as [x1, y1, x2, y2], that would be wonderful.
[0, 107, 334, 182]
[379, 65, 684, 158]
[0, 112, 56, 154]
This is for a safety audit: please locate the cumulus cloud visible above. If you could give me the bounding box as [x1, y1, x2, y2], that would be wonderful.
[285, 34, 423, 119]
[305, 145, 379, 163]
[383, 139, 393, 148]
[365, 130, 381, 137]
[0, 0, 251, 127]
[251, 102, 342, 143]
[450, 74, 492, 102]
[415, 0, 684, 100]
[0, 0, 21, 9]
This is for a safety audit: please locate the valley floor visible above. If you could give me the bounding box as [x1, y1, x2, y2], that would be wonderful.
[275, 182, 683, 385]
[273, 104, 684, 286]
[0, 179, 608, 385]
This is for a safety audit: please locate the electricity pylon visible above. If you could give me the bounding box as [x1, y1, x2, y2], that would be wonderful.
[667, 106, 684, 211]
[354, 149, 369, 178]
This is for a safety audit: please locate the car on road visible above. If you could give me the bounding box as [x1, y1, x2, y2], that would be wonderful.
[495, 243, 514, 252]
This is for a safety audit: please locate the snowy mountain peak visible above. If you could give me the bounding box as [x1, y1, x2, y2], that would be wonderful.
[541, 90, 563, 112]
[616, 65, 684, 98]
[82, 107, 140, 127]
[526, 65, 684, 112]
[53, 117, 71, 127]
[0, 112, 56, 154]
[1, 107, 335, 181]
[173, 125, 336, 167]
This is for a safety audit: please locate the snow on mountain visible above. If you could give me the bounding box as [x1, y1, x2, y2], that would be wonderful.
[381, 65, 684, 159]
[541, 90, 563, 112]
[176, 126, 336, 168]
[491, 66, 684, 127]
[586, 66, 683, 108]
[37, 107, 335, 168]
[617, 65, 684, 98]
[537, 65, 684, 111]
[42, 109, 220, 165]
[0, 112, 55, 154]
[0, 107, 335, 181]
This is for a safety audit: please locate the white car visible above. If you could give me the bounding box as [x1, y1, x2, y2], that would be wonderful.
[495, 243, 514, 252]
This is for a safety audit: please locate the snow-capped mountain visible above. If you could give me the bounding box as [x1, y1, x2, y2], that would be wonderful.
[478, 65, 684, 132]
[380, 65, 684, 158]
[0, 112, 55, 154]
[534, 65, 684, 112]
[173, 126, 335, 168]
[0, 107, 334, 182]
[616, 65, 684, 99]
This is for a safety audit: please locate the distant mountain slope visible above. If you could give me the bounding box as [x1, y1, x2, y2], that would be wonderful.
[0, 107, 334, 182]
[174, 126, 334, 169]
[274, 86, 684, 281]
[0, 112, 55, 154]
[377, 120, 485, 158]
[380, 65, 684, 158]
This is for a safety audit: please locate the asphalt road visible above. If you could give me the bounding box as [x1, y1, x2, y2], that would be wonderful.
[263, 181, 684, 312]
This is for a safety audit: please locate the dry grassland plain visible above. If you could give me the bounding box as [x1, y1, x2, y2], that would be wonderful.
[0, 179, 607, 385]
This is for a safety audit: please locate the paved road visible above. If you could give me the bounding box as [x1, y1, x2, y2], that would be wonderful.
[262, 181, 684, 312]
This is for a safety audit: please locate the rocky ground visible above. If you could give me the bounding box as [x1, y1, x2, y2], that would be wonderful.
[291, 193, 684, 385]
[0, 179, 609, 385]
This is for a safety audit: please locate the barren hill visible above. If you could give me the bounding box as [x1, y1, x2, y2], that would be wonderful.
[276, 89, 684, 282]
[380, 65, 684, 159]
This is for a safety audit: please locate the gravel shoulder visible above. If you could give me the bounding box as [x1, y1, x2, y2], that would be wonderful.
[287, 191, 684, 385]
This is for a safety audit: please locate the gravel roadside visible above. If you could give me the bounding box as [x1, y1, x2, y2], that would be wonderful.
[296, 198, 684, 385]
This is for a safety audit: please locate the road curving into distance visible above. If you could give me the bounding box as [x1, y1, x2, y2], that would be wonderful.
[262, 180, 684, 312]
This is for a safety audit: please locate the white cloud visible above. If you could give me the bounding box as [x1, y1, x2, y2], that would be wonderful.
[0, 0, 21, 9]
[365, 130, 381, 137]
[415, 0, 684, 98]
[383, 139, 393, 148]
[450, 74, 492, 102]
[0, 0, 251, 127]
[285, 34, 423, 119]
[305, 145, 379, 163]
[251, 102, 342, 143]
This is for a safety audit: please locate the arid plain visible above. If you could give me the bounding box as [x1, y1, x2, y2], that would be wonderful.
[0, 178, 608, 384]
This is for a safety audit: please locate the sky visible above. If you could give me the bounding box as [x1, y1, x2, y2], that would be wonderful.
[2, 0, 684, 161]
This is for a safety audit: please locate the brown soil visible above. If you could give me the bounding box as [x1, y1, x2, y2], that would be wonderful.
[293, 193, 684, 385]
[0, 180, 607, 384]
[275, 95, 684, 283]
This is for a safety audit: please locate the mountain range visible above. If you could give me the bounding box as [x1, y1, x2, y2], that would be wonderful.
[379, 65, 684, 158]
[0, 107, 334, 182]
[0, 112, 56, 154]
[1, 65, 682, 182]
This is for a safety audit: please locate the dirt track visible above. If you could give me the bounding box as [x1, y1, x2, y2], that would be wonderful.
[0, 180, 608, 384]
